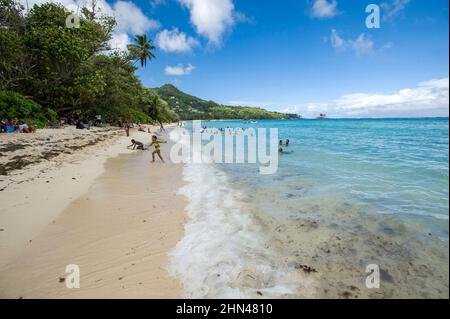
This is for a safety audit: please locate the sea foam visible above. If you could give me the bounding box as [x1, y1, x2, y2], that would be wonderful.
[167, 138, 301, 298]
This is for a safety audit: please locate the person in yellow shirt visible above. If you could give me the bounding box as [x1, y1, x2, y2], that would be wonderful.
[150, 135, 167, 163]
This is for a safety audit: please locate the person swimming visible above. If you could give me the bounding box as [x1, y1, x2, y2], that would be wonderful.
[128, 139, 145, 150]
[150, 135, 167, 163]
[279, 147, 293, 154]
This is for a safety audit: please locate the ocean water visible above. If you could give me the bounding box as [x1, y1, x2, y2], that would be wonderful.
[169, 118, 449, 298]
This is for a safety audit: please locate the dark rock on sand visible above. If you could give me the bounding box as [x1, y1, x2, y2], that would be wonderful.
[0, 143, 27, 153]
[293, 263, 318, 273]
[41, 151, 60, 160]
[339, 291, 353, 299]
[4, 156, 40, 171]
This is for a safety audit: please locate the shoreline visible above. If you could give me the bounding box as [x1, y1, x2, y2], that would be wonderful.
[0, 125, 186, 298]
[1, 119, 448, 299]
[169, 119, 449, 298]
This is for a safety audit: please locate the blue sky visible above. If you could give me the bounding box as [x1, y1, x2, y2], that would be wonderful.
[26, 0, 450, 117]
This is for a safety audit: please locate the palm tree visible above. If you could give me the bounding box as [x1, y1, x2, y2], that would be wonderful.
[127, 34, 156, 67]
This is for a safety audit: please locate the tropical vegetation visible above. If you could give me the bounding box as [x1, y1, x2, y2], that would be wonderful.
[152, 84, 300, 120]
[0, 0, 299, 126]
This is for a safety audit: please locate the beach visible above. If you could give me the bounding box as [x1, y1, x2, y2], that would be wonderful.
[0, 119, 448, 299]
[0, 125, 185, 298]
[169, 119, 449, 299]
[0, 0, 448, 303]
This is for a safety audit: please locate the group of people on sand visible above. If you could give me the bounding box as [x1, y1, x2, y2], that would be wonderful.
[127, 135, 167, 163]
[59, 113, 103, 130]
[122, 121, 166, 137]
[0, 117, 36, 133]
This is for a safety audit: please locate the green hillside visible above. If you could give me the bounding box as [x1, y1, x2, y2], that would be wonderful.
[152, 84, 300, 120]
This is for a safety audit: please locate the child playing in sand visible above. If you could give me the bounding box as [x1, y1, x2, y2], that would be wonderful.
[149, 135, 167, 163]
[128, 139, 145, 150]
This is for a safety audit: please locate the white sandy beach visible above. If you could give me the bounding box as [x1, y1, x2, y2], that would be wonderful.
[0, 124, 186, 298]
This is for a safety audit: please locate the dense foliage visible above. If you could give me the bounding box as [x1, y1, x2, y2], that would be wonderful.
[0, 0, 176, 125]
[153, 84, 300, 120]
[0, 0, 298, 125]
[0, 90, 57, 127]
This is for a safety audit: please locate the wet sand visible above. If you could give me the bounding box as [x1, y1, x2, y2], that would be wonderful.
[0, 138, 186, 298]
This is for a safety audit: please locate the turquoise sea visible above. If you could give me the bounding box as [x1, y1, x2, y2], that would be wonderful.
[169, 118, 449, 298]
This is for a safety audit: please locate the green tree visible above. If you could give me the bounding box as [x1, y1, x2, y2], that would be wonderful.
[140, 89, 178, 125]
[0, 90, 57, 127]
[0, 1, 159, 124]
[0, 0, 33, 90]
[20, 3, 116, 112]
[127, 34, 156, 67]
[0, 1, 295, 125]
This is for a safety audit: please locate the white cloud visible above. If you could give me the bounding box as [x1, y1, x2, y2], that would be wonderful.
[98, 1, 160, 50]
[109, 33, 130, 51]
[330, 29, 345, 51]
[234, 11, 255, 24]
[330, 29, 375, 55]
[287, 78, 449, 118]
[282, 103, 329, 116]
[164, 64, 196, 76]
[310, 0, 339, 19]
[21, 0, 79, 11]
[112, 1, 160, 35]
[335, 78, 449, 115]
[156, 28, 200, 53]
[150, 0, 166, 9]
[20, 1, 160, 51]
[381, 0, 411, 21]
[307, 102, 329, 113]
[349, 33, 374, 55]
[178, 0, 235, 45]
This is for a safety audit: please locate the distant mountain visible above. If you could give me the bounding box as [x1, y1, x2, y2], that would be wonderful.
[151, 84, 301, 120]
